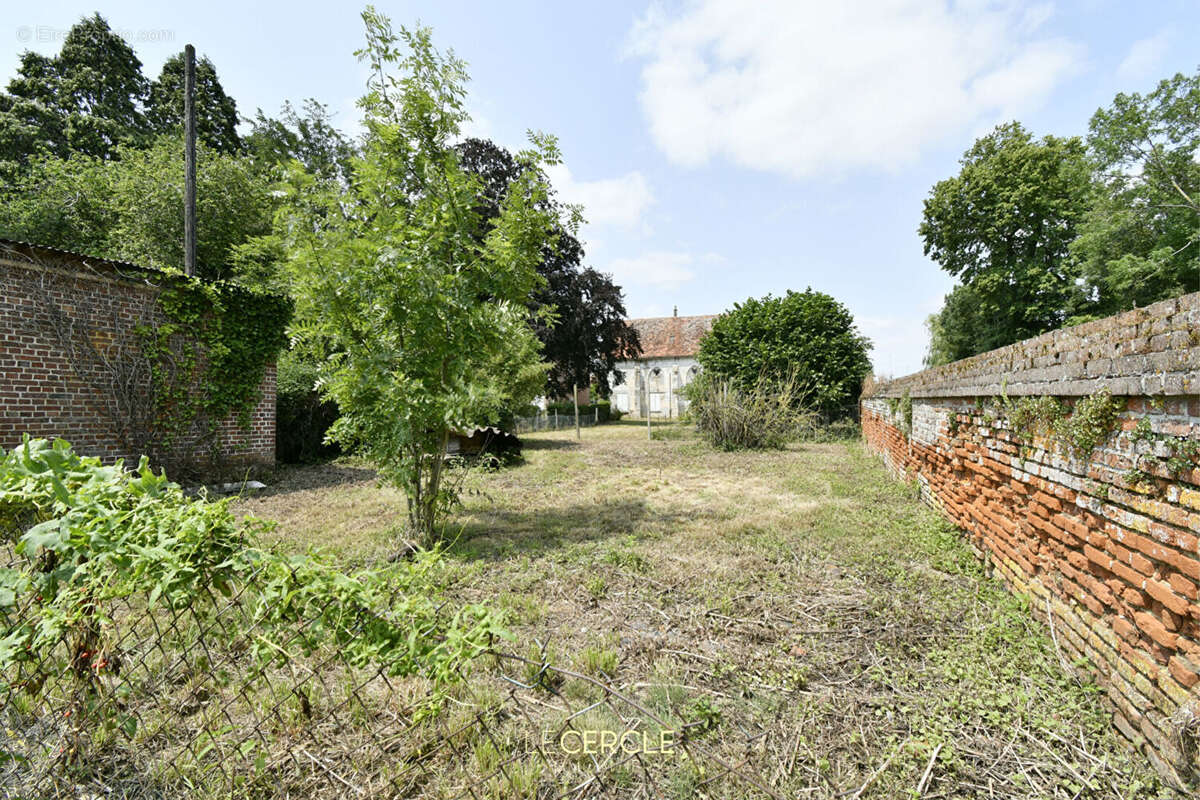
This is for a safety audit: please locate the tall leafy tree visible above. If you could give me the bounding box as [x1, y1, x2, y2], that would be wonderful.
[0, 136, 273, 281]
[920, 122, 1091, 363]
[922, 283, 987, 367]
[0, 14, 149, 172]
[455, 137, 640, 397]
[145, 52, 242, 154]
[246, 99, 357, 183]
[698, 289, 872, 418]
[280, 12, 559, 543]
[1071, 69, 1200, 315]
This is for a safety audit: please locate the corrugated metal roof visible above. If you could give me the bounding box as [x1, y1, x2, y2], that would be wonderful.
[0, 237, 168, 279]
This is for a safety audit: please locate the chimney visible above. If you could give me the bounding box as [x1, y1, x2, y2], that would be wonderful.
[673, 305, 678, 317]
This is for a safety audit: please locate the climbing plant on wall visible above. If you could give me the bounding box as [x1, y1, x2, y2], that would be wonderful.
[9, 243, 289, 476]
[138, 274, 291, 444]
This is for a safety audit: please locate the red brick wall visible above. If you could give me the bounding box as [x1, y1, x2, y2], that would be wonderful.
[862, 292, 1200, 787]
[0, 252, 275, 474]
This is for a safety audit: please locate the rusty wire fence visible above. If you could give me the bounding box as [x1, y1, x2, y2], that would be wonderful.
[0, 543, 779, 800]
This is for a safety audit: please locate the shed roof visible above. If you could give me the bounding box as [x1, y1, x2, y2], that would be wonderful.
[626, 314, 717, 359]
[0, 237, 166, 281]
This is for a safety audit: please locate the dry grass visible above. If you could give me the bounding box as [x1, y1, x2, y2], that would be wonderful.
[233, 421, 1171, 798]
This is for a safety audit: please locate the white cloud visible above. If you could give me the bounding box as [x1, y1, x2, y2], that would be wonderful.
[626, 0, 1085, 178]
[544, 164, 654, 229]
[1116, 31, 1170, 84]
[603, 250, 699, 289]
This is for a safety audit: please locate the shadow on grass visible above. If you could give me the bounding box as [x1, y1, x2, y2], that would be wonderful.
[254, 463, 378, 498]
[519, 436, 582, 451]
[446, 497, 665, 560]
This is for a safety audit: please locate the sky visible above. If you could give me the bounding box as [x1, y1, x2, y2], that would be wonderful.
[4, 0, 1199, 377]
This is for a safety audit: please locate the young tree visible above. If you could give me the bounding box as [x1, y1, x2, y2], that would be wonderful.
[1071, 69, 1200, 315]
[280, 11, 559, 544]
[455, 137, 641, 397]
[697, 289, 872, 419]
[920, 122, 1092, 358]
[145, 52, 243, 155]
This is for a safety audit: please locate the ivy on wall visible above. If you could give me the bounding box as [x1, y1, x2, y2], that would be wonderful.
[137, 274, 291, 445]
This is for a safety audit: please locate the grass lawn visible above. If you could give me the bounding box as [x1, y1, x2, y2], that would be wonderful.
[235, 421, 1167, 798]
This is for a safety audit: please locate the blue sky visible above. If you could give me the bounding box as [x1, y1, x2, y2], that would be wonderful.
[5, 1, 1198, 376]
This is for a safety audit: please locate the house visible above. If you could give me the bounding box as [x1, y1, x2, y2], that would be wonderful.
[609, 309, 716, 418]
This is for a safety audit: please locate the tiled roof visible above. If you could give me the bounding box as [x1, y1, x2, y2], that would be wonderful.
[626, 314, 717, 358]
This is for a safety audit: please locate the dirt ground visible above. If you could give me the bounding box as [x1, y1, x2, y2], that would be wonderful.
[234, 421, 1171, 798]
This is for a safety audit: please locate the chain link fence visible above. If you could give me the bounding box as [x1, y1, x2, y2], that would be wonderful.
[512, 410, 604, 435]
[0, 540, 779, 799]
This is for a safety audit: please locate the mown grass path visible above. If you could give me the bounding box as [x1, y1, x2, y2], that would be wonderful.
[238, 422, 1169, 798]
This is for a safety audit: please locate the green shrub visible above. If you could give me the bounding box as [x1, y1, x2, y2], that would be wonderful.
[276, 350, 341, 463]
[697, 289, 872, 418]
[686, 372, 815, 450]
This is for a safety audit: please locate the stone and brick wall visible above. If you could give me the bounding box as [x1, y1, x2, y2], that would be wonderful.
[862, 292, 1200, 786]
[0, 244, 275, 475]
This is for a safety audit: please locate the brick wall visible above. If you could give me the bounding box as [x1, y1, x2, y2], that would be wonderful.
[0, 248, 275, 475]
[861, 292, 1200, 786]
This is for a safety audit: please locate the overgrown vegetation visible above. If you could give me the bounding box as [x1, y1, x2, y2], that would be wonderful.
[1125, 416, 1200, 493]
[1002, 388, 1123, 459]
[141, 275, 291, 433]
[686, 372, 815, 450]
[0, 438, 504, 786]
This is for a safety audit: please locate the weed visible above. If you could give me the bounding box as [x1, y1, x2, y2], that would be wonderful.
[584, 576, 607, 601]
[578, 645, 618, 676]
[1057, 389, 1123, 457]
[604, 547, 649, 573]
[1130, 416, 1154, 444]
[685, 697, 722, 737]
[686, 370, 817, 450]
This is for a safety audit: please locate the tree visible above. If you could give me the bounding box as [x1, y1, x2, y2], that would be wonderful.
[146, 52, 243, 154]
[246, 99, 357, 183]
[920, 122, 1092, 359]
[697, 289, 872, 418]
[0, 136, 274, 282]
[1071, 69, 1200, 315]
[455, 137, 641, 397]
[0, 14, 149, 172]
[922, 283, 988, 366]
[535, 260, 641, 399]
[105, 138, 274, 279]
[280, 12, 559, 544]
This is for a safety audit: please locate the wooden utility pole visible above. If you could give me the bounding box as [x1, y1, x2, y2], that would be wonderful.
[183, 44, 197, 276]
[573, 383, 581, 440]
